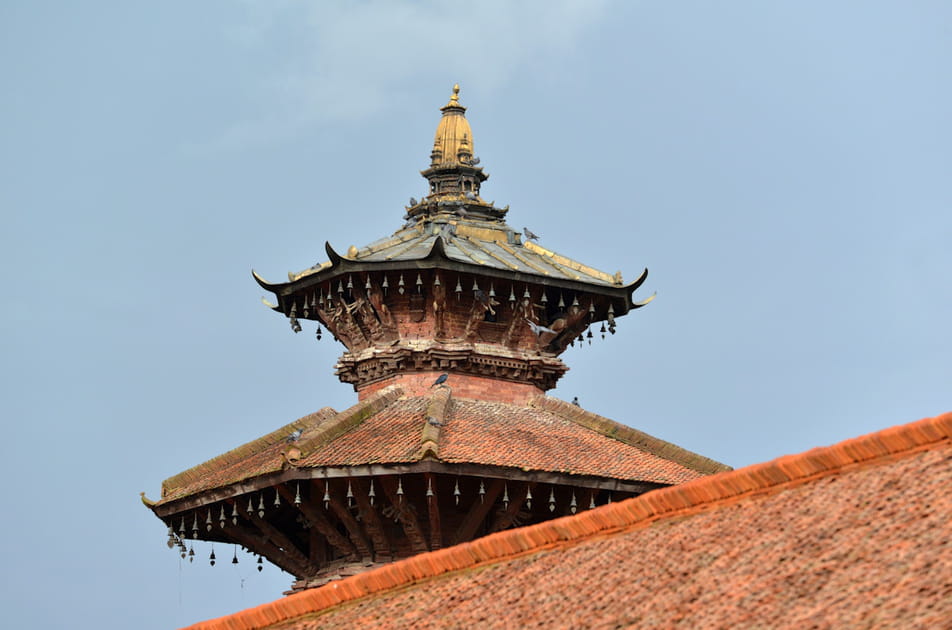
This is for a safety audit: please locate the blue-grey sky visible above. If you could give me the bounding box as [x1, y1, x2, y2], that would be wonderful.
[1, 2, 949, 627]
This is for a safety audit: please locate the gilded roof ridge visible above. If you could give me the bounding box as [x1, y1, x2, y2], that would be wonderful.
[530, 396, 731, 475]
[447, 234, 490, 265]
[523, 241, 616, 284]
[159, 407, 338, 501]
[183, 411, 952, 630]
[296, 385, 406, 459]
[490, 240, 548, 276]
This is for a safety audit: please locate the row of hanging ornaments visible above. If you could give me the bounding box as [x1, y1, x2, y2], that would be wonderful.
[166, 532, 263, 570]
[287, 274, 619, 343]
[167, 479, 612, 564]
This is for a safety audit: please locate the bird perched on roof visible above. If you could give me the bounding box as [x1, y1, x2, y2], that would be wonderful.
[432, 373, 448, 387]
[525, 319, 557, 336]
[464, 190, 478, 201]
[286, 428, 303, 443]
[523, 227, 540, 242]
[455, 207, 468, 218]
[470, 156, 480, 165]
[409, 197, 418, 206]
[427, 415, 444, 427]
[439, 223, 454, 242]
[572, 396, 580, 407]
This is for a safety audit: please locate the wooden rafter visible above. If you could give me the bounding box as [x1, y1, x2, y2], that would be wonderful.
[276, 483, 357, 560]
[379, 476, 429, 554]
[221, 520, 308, 577]
[308, 526, 325, 567]
[489, 481, 536, 533]
[454, 478, 505, 545]
[226, 498, 315, 574]
[352, 478, 392, 562]
[319, 480, 374, 561]
[424, 473, 442, 550]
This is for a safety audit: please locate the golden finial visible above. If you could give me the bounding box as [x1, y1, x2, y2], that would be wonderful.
[443, 84, 463, 110]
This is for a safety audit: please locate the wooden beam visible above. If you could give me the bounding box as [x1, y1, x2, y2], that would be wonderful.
[276, 483, 357, 561]
[489, 481, 536, 533]
[454, 478, 504, 545]
[221, 520, 308, 577]
[308, 524, 325, 567]
[154, 464, 657, 516]
[225, 498, 315, 574]
[352, 478, 392, 562]
[379, 476, 429, 554]
[424, 473, 442, 550]
[318, 480, 374, 561]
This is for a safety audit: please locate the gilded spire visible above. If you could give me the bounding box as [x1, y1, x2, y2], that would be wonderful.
[418, 85, 492, 217]
[431, 84, 472, 167]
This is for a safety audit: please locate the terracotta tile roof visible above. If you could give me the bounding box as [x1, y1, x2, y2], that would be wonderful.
[158, 407, 337, 504]
[182, 411, 952, 630]
[439, 398, 707, 483]
[158, 387, 724, 505]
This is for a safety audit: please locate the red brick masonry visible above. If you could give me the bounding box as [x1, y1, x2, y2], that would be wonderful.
[358, 372, 543, 404]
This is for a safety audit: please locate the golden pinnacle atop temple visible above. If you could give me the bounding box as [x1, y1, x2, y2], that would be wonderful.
[146, 86, 726, 591]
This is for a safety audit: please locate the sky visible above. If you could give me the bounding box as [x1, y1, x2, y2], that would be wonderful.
[1, 1, 949, 627]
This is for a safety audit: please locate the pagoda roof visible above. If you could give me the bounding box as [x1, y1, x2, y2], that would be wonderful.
[255, 216, 649, 299]
[155, 385, 726, 510]
[182, 410, 952, 630]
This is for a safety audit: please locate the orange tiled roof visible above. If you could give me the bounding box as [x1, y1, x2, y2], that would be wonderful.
[158, 386, 726, 505]
[183, 410, 952, 629]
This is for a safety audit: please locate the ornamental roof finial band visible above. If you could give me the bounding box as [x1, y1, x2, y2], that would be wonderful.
[441, 83, 466, 113]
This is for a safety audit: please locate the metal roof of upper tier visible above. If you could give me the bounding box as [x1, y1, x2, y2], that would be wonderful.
[254, 208, 651, 303]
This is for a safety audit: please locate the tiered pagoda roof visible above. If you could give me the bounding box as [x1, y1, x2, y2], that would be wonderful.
[146, 86, 726, 590]
[157, 385, 723, 508]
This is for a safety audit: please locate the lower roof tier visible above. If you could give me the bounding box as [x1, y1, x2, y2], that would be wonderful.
[154, 381, 730, 510]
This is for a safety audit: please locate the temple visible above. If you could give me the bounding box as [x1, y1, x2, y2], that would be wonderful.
[145, 86, 729, 590]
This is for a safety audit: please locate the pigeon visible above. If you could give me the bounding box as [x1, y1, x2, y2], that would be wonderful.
[427, 415, 444, 427]
[475, 289, 497, 315]
[432, 373, 449, 387]
[526, 319, 557, 336]
[286, 428, 303, 443]
[572, 397, 580, 407]
[470, 157, 480, 165]
[464, 190, 478, 201]
[455, 207, 468, 218]
[409, 197, 418, 206]
[523, 227, 540, 242]
[439, 223, 454, 241]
